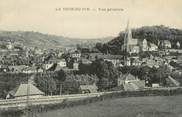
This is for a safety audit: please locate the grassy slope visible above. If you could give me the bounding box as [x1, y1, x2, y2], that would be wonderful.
[38, 95, 182, 117]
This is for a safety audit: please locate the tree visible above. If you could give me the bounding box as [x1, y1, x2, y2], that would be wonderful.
[147, 65, 169, 86]
[54, 70, 66, 95]
[34, 76, 56, 95]
[95, 43, 103, 52]
[62, 74, 80, 94]
[91, 59, 119, 90]
[78, 62, 92, 74]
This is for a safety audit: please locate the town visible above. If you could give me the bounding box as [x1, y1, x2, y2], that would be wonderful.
[0, 24, 182, 102]
[1, 0, 182, 116]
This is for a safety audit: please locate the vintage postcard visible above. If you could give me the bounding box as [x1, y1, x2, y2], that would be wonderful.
[0, 0, 182, 117]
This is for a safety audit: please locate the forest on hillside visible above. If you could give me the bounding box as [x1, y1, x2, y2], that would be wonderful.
[0, 31, 112, 49]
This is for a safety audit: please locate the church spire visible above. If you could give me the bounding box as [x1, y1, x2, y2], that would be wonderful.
[123, 18, 132, 53]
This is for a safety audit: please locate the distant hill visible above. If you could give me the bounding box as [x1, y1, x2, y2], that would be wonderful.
[0, 31, 112, 49]
[96, 25, 182, 54]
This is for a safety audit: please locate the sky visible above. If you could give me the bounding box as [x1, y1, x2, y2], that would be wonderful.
[0, 0, 182, 38]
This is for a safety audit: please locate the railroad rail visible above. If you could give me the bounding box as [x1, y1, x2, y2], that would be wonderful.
[0, 92, 106, 109]
[0, 87, 181, 109]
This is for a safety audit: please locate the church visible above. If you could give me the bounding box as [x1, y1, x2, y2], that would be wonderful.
[122, 20, 158, 66]
[122, 20, 158, 54]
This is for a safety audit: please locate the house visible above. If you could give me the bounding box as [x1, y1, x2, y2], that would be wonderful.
[166, 49, 182, 54]
[43, 63, 54, 70]
[125, 58, 131, 66]
[22, 66, 38, 73]
[47, 63, 62, 71]
[118, 73, 145, 91]
[71, 51, 81, 59]
[46, 59, 67, 70]
[131, 57, 142, 66]
[37, 67, 44, 73]
[141, 39, 148, 52]
[176, 41, 180, 49]
[162, 40, 171, 49]
[87, 53, 103, 61]
[118, 73, 138, 85]
[58, 59, 67, 68]
[142, 57, 163, 68]
[73, 62, 79, 70]
[152, 83, 160, 88]
[97, 54, 123, 67]
[6, 42, 13, 50]
[58, 51, 64, 57]
[148, 43, 158, 51]
[129, 46, 140, 54]
[48, 58, 62, 64]
[124, 73, 138, 83]
[65, 47, 77, 53]
[80, 58, 92, 64]
[8, 65, 27, 73]
[34, 49, 43, 55]
[177, 55, 182, 63]
[6, 83, 44, 99]
[80, 84, 98, 94]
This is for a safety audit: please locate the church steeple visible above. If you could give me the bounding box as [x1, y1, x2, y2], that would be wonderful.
[123, 19, 132, 53]
[123, 19, 132, 66]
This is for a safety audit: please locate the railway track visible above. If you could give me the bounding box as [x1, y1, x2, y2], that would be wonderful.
[0, 87, 181, 109]
[0, 93, 103, 109]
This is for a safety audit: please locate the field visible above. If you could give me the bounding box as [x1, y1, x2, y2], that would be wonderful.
[37, 95, 182, 117]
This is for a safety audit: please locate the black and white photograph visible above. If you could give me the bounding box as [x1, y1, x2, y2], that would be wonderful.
[0, 0, 182, 117]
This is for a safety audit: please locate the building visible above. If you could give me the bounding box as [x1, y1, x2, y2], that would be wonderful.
[6, 42, 13, 50]
[129, 46, 140, 54]
[141, 39, 148, 51]
[122, 20, 140, 54]
[142, 59, 158, 68]
[162, 40, 171, 49]
[8, 65, 27, 73]
[58, 59, 67, 68]
[71, 51, 81, 59]
[80, 84, 98, 94]
[80, 58, 92, 64]
[117, 73, 145, 91]
[73, 62, 79, 70]
[148, 43, 158, 51]
[34, 49, 43, 55]
[43, 63, 54, 70]
[152, 83, 160, 88]
[47, 63, 62, 71]
[96, 54, 123, 67]
[22, 66, 39, 73]
[87, 53, 103, 61]
[131, 57, 142, 66]
[6, 83, 44, 99]
[176, 41, 181, 49]
[58, 51, 64, 57]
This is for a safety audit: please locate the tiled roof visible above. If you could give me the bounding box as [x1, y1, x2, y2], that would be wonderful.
[119, 73, 136, 81]
[9, 83, 44, 97]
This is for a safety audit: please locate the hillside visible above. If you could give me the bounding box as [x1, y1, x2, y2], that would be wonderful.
[0, 31, 112, 49]
[97, 25, 182, 54]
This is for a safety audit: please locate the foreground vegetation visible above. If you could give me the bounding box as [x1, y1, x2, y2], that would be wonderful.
[37, 95, 182, 117]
